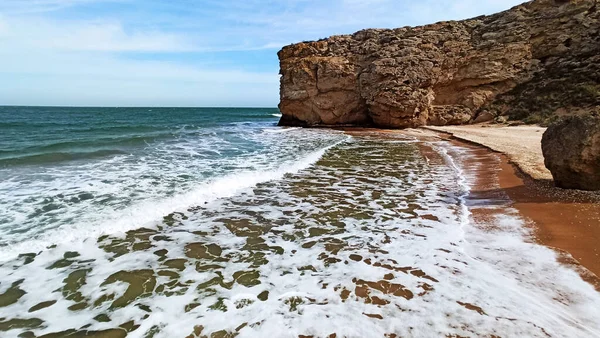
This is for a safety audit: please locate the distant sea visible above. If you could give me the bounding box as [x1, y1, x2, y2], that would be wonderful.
[0, 106, 599, 338]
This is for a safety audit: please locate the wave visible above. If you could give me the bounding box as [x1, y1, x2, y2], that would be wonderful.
[0, 149, 129, 167]
[0, 121, 86, 128]
[0, 138, 346, 261]
[0, 133, 179, 165]
[262, 127, 301, 134]
[62, 124, 164, 134]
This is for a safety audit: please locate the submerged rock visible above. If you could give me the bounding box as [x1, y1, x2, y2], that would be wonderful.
[278, 0, 600, 128]
[542, 114, 600, 190]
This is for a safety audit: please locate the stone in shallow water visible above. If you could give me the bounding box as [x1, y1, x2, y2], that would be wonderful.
[28, 300, 57, 313]
[61, 269, 90, 303]
[0, 318, 44, 332]
[185, 243, 223, 259]
[257, 290, 269, 301]
[163, 212, 188, 226]
[98, 228, 158, 258]
[153, 249, 168, 257]
[0, 280, 26, 307]
[100, 270, 156, 309]
[68, 302, 88, 311]
[349, 254, 362, 262]
[354, 278, 414, 301]
[93, 314, 111, 323]
[184, 302, 200, 312]
[18, 253, 37, 265]
[163, 258, 187, 271]
[37, 329, 126, 338]
[233, 270, 261, 287]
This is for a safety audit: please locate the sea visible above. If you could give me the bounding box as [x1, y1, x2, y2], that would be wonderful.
[0, 106, 599, 338]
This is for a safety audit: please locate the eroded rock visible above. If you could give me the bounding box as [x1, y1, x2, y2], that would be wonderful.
[542, 113, 600, 190]
[278, 0, 600, 128]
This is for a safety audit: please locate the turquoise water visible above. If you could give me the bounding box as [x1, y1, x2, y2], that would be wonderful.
[0, 107, 281, 167]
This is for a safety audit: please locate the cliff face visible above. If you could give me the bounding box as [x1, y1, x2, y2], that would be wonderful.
[278, 0, 600, 128]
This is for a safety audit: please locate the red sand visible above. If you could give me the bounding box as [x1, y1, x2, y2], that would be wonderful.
[496, 156, 600, 289]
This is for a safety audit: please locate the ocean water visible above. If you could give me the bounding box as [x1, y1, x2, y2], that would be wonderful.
[0, 106, 599, 337]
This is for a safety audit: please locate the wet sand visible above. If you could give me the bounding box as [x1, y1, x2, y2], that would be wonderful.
[422, 127, 600, 288]
[496, 157, 600, 288]
[349, 126, 600, 288]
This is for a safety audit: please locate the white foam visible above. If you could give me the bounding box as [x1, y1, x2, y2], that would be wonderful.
[262, 127, 301, 134]
[0, 135, 347, 261]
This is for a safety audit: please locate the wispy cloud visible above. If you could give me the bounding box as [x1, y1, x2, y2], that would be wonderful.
[1, 17, 196, 52]
[0, 46, 279, 106]
[0, 0, 120, 14]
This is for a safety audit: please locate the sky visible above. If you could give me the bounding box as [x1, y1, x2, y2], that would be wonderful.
[0, 0, 528, 107]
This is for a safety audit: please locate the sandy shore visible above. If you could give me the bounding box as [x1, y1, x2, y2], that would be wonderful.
[424, 124, 551, 180]
[496, 157, 600, 289]
[422, 124, 600, 287]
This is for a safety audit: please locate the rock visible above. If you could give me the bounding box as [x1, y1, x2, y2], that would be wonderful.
[494, 116, 508, 124]
[278, 0, 600, 128]
[472, 111, 495, 124]
[542, 114, 600, 190]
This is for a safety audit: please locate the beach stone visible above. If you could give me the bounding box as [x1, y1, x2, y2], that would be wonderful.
[494, 116, 508, 124]
[542, 114, 600, 190]
[472, 111, 495, 124]
[278, 0, 600, 128]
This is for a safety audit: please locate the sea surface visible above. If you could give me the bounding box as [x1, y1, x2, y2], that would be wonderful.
[0, 106, 599, 338]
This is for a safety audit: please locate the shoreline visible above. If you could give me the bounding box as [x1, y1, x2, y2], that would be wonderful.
[424, 125, 552, 181]
[495, 153, 600, 291]
[424, 126, 600, 289]
[344, 126, 600, 290]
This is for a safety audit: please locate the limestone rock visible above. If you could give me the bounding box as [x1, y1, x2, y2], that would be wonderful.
[278, 0, 600, 128]
[542, 113, 600, 190]
[472, 111, 496, 124]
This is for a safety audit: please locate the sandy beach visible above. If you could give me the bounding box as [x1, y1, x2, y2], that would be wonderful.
[426, 124, 600, 287]
[425, 125, 551, 180]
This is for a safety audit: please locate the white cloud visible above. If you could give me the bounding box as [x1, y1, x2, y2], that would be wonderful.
[0, 0, 530, 106]
[46, 23, 194, 52]
[1, 17, 196, 52]
[0, 0, 120, 14]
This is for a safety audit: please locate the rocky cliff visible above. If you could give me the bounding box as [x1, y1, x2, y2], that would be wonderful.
[278, 0, 600, 128]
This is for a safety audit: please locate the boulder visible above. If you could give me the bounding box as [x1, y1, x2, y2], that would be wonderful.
[472, 111, 495, 124]
[541, 114, 600, 190]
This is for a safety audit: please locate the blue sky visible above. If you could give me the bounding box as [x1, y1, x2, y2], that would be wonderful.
[0, 0, 527, 107]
